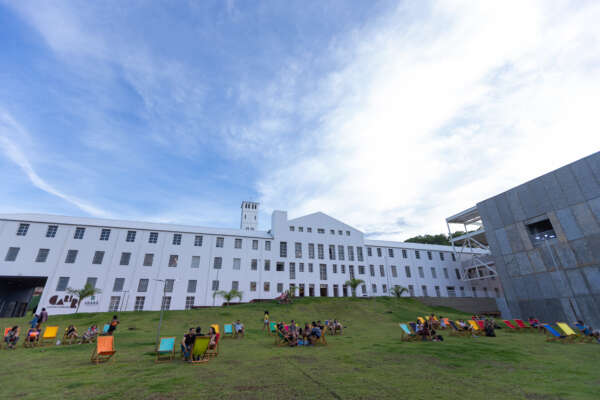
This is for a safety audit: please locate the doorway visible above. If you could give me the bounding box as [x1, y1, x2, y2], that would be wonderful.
[309, 284, 315, 297]
[0, 276, 47, 318]
[320, 284, 328, 297]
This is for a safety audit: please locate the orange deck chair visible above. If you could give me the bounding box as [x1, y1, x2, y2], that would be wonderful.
[91, 336, 116, 364]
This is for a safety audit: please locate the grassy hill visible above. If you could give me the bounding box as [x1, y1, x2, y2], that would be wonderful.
[0, 297, 597, 399]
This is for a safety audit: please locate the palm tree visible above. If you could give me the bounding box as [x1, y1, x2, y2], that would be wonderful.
[212, 289, 243, 306]
[391, 285, 409, 298]
[67, 283, 102, 313]
[344, 278, 365, 297]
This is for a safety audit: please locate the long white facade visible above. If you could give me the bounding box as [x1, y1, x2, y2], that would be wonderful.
[0, 206, 502, 315]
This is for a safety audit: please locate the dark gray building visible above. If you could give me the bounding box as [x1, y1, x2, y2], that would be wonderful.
[451, 151, 600, 328]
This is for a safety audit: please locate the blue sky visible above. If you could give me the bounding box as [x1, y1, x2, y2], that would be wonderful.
[1, 1, 599, 239]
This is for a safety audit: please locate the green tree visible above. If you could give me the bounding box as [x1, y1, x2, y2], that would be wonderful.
[404, 232, 466, 246]
[344, 278, 365, 297]
[391, 285, 409, 298]
[66, 283, 102, 313]
[212, 289, 243, 306]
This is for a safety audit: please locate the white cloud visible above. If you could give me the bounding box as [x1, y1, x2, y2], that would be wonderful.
[252, 0, 600, 239]
[0, 111, 112, 218]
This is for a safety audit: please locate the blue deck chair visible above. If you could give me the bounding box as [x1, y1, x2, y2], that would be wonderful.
[223, 324, 233, 337]
[102, 324, 110, 334]
[542, 324, 566, 342]
[400, 323, 417, 341]
[156, 337, 175, 362]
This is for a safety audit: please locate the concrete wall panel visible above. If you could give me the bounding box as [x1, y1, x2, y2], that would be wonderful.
[582, 266, 600, 294]
[536, 273, 556, 299]
[587, 233, 600, 265]
[555, 166, 585, 206]
[572, 203, 600, 236]
[588, 198, 600, 222]
[550, 270, 572, 297]
[565, 269, 589, 296]
[570, 238, 594, 266]
[495, 194, 515, 226]
[541, 173, 568, 210]
[585, 152, 600, 183]
[529, 249, 547, 273]
[571, 159, 600, 201]
[505, 224, 525, 253]
[555, 208, 584, 241]
[504, 254, 520, 277]
[553, 242, 577, 269]
[515, 251, 533, 275]
[495, 228, 513, 256]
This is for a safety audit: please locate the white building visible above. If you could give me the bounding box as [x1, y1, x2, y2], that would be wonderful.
[0, 203, 502, 316]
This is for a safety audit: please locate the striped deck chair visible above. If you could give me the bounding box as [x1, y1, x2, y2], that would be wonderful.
[514, 319, 532, 330]
[189, 336, 210, 364]
[223, 324, 234, 338]
[156, 337, 175, 362]
[542, 324, 567, 343]
[91, 336, 116, 364]
[503, 320, 518, 330]
[400, 323, 418, 342]
[40, 326, 58, 346]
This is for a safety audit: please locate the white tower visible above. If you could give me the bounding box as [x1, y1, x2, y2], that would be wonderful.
[240, 201, 259, 231]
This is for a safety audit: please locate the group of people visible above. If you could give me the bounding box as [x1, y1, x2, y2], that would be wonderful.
[276, 319, 339, 346]
[180, 326, 219, 361]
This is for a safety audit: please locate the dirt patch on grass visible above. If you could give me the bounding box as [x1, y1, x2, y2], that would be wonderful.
[525, 394, 566, 400]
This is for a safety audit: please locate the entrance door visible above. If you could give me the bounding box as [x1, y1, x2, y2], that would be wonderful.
[309, 284, 315, 297]
[299, 284, 305, 297]
[343, 286, 348, 297]
[320, 284, 328, 297]
[333, 285, 339, 297]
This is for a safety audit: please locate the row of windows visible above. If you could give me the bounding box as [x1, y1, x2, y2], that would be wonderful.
[289, 226, 351, 236]
[365, 247, 455, 262]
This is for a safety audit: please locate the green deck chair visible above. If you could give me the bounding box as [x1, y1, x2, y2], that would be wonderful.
[189, 336, 210, 364]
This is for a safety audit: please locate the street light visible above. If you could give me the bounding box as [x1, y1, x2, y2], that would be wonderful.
[153, 279, 169, 349]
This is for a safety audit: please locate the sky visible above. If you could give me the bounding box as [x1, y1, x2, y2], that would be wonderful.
[1, 0, 599, 240]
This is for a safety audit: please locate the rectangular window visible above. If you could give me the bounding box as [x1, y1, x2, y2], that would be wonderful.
[435, 286, 441, 297]
[383, 284, 387, 293]
[16, 223, 30, 236]
[415, 250, 420, 259]
[251, 259, 258, 270]
[172, 233, 182, 245]
[299, 262, 304, 272]
[295, 242, 302, 258]
[483, 287, 489, 297]
[86, 277, 97, 289]
[388, 248, 394, 257]
[307, 227, 312, 233]
[447, 286, 456, 297]
[161, 296, 171, 311]
[92, 250, 104, 265]
[408, 285, 415, 296]
[280, 242, 287, 257]
[194, 235, 203, 246]
[99, 228, 111, 241]
[317, 244, 324, 259]
[56, 277, 70, 291]
[341, 264, 346, 274]
[451, 253, 456, 262]
[455, 268, 461, 280]
[357, 247, 364, 262]
[338, 245, 345, 261]
[74, 227, 85, 239]
[431, 267, 437, 279]
[46, 225, 58, 238]
[235, 238, 242, 249]
[440, 252, 445, 261]
[233, 258, 241, 270]
[460, 286, 466, 297]
[164, 279, 174, 293]
[137, 279, 149, 292]
[213, 257, 222, 269]
[361, 285, 366, 295]
[308, 243, 315, 259]
[327, 245, 335, 260]
[289, 262, 296, 279]
[264, 281, 270, 291]
[264, 260, 270, 271]
[149, 232, 158, 244]
[113, 278, 125, 292]
[443, 268, 449, 279]
[277, 283, 284, 292]
[358, 265, 365, 275]
[216, 237, 224, 248]
[190, 255, 200, 268]
[143, 253, 154, 267]
[391, 265, 397, 277]
[252, 240, 258, 250]
[348, 246, 354, 261]
[36, 248, 50, 263]
[125, 230, 136, 242]
[265, 241, 271, 251]
[289, 226, 295, 231]
[319, 264, 327, 280]
[472, 287, 477, 298]
[308, 263, 313, 273]
[330, 229, 335, 235]
[405, 266, 411, 278]
[212, 280, 219, 291]
[168, 254, 178, 268]
[185, 296, 194, 310]
[109, 296, 121, 312]
[372, 284, 377, 294]
[299, 227, 303, 232]
[379, 265, 385, 277]
[332, 264, 337, 273]
[418, 266, 424, 278]
[402, 249, 407, 258]
[367, 247, 372, 257]
[369, 265, 375, 277]
[135, 296, 145, 311]
[317, 228, 325, 234]
[422, 285, 428, 296]
[346, 231, 350, 236]
[250, 281, 257, 292]
[377, 248, 382, 257]
[276, 262, 284, 272]
[120, 252, 131, 266]
[349, 265, 355, 279]
[187, 280, 197, 293]
[65, 249, 78, 264]
[232, 281, 239, 291]
[427, 251, 432, 260]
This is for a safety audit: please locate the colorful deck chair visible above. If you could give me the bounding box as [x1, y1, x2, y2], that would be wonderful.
[269, 322, 277, 335]
[476, 320, 485, 330]
[62, 327, 79, 345]
[573, 323, 594, 343]
[556, 323, 583, 343]
[400, 323, 418, 342]
[542, 324, 566, 342]
[514, 319, 531, 330]
[40, 326, 58, 345]
[23, 330, 40, 348]
[503, 320, 518, 330]
[468, 320, 480, 331]
[189, 336, 210, 364]
[318, 327, 328, 345]
[274, 329, 290, 346]
[417, 317, 426, 324]
[156, 337, 175, 362]
[223, 324, 234, 338]
[210, 324, 220, 335]
[91, 336, 116, 364]
[102, 324, 110, 334]
[206, 333, 220, 358]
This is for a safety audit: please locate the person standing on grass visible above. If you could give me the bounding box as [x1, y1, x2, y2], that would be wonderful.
[107, 315, 119, 335]
[181, 328, 194, 361]
[263, 311, 269, 331]
[29, 312, 39, 329]
[39, 308, 48, 325]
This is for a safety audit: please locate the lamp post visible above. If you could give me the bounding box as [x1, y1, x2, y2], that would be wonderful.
[154, 279, 167, 349]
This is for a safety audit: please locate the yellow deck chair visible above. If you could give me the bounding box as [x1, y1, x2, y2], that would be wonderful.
[91, 336, 116, 364]
[468, 320, 480, 331]
[556, 322, 580, 342]
[417, 317, 426, 324]
[41, 326, 58, 345]
[189, 336, 210, 364]
[210, 324, 220, 335]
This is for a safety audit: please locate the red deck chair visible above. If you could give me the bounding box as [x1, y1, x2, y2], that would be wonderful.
[514, 319, 531, 329]
[476, 320, 485, 330]
[503, 320, 518, 330]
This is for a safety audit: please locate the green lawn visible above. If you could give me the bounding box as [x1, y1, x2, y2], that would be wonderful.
[0, 297, 597, 399]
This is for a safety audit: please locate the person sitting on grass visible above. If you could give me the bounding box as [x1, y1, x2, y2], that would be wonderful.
[5, 326, 20, 349]
[65, 325, 79, 341]
[181, 328, 195, 361]
[332, 319, 343, 335]
[81, 325, 98, 343]
[484, 319, 496, 337]
[208, 326, 218, 350]
[309, 321, 321, 344]
[107, 315, 119, 335]
[25, 326, 40, 345]
[234, 320, 245, 338]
